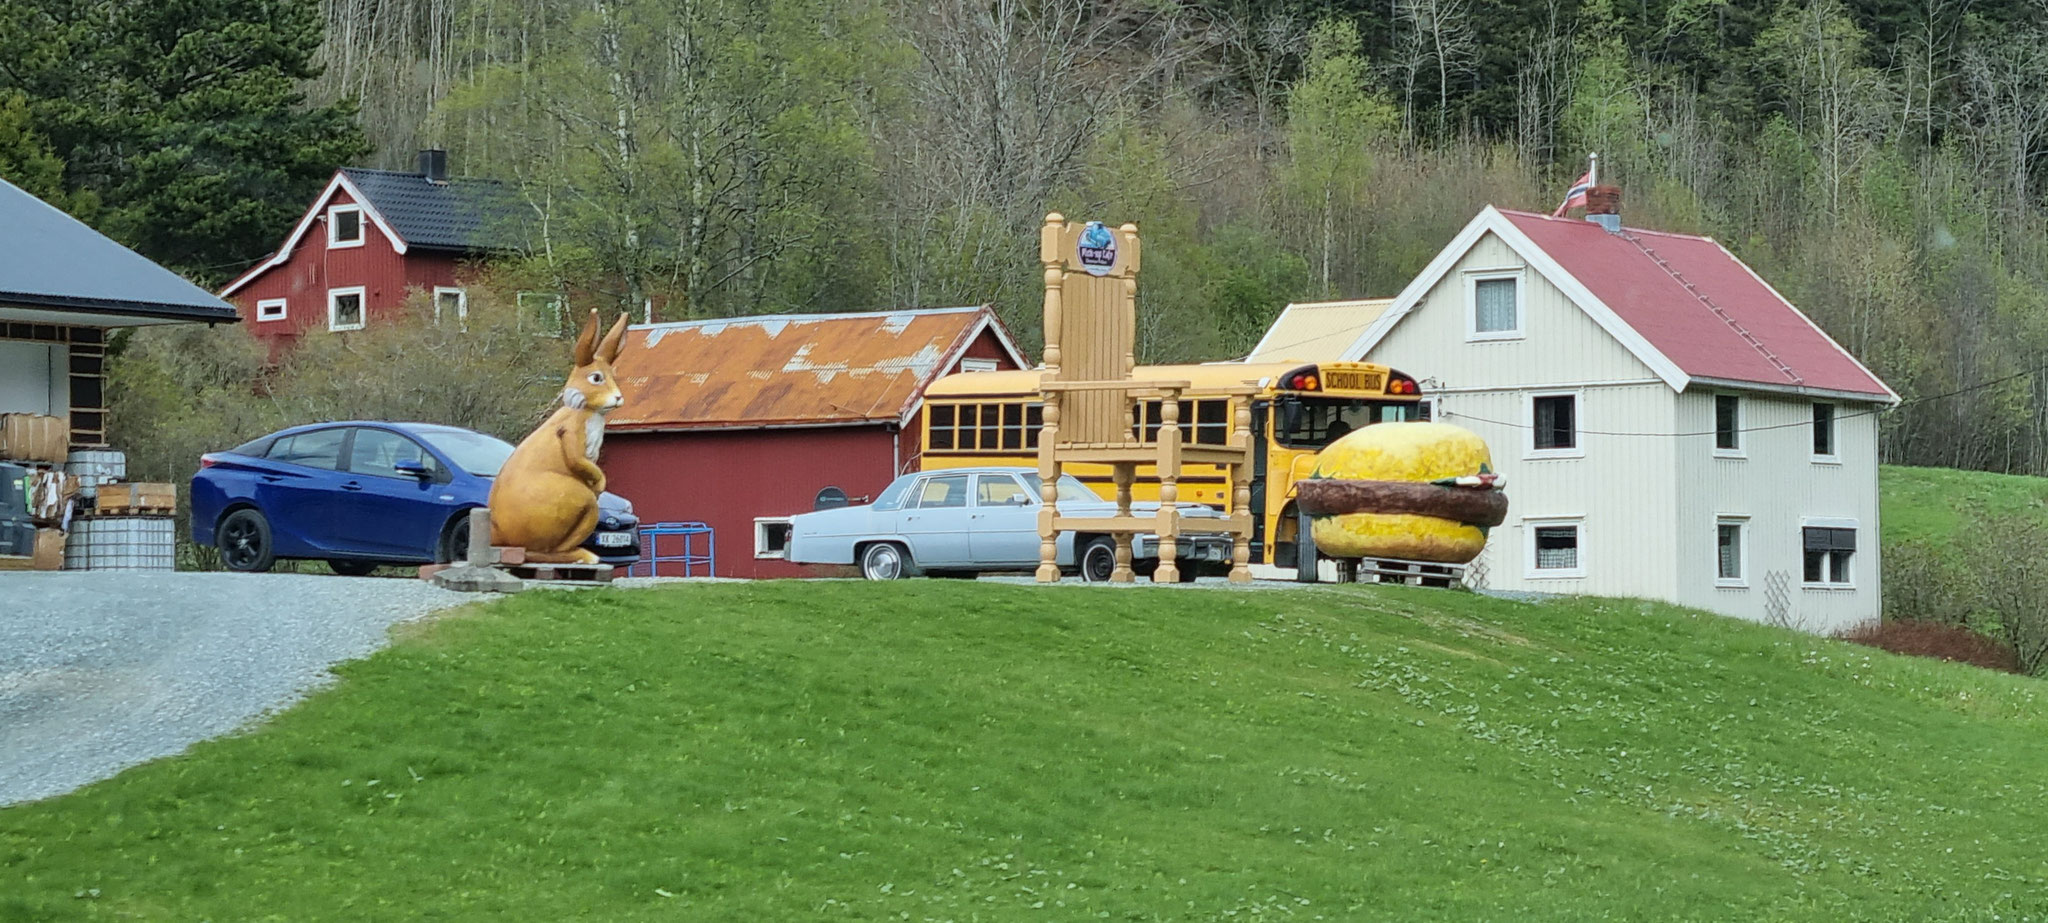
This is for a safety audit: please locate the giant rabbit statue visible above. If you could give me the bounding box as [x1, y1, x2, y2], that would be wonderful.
[488, 309, 631, 564]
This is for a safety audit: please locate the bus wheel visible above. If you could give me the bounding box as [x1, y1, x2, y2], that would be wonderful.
[1295, 508, 1320, 584]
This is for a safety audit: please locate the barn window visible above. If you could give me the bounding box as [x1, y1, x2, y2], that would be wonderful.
[517, 292, 565, 336]
[434, 287, 467, 325]
[754, 518, 792, 560]
[1530, 393, 1578, 455]
[1812, 403, 1837, 458]
[1714, 395, 1741, 454]
[255, 298, 287, 322]
[328, 286, 366, 332]
[1802, 525, 1856, 586]
[327, 204, 364, 248]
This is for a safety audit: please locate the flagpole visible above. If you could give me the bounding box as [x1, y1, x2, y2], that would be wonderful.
[1589, 152, 1599, 187]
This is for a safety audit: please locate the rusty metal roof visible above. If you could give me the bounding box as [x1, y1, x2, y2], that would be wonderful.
[607, 306, 1025, 431]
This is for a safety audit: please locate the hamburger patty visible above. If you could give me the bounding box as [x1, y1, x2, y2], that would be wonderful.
[1296, 478, 1509, 528]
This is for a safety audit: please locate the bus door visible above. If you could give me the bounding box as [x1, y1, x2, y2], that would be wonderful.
[1249, 402, 1268, 563]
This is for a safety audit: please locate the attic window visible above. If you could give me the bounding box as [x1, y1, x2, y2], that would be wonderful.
[959, 357, 999, 373]
[327, 205, 364, 248]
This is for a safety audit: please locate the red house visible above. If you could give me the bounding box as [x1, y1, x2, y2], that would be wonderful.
[603, 306, 1027, 578]
[219, 150, 522, 355]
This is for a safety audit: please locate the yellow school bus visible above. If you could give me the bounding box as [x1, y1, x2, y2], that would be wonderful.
[919, 361, 1427, 568]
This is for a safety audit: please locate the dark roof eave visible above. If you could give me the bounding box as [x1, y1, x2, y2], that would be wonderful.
[0, 290, 239, 324]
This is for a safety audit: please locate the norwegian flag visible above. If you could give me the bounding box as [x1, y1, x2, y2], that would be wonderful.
[1552, 171, 1593, 217]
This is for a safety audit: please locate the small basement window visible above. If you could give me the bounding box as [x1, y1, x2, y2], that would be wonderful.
[1526, 519, 1584, 578]
[255, 298, 287, 322]
[328, 204, 364, 248]
[755, 518, 792, 560]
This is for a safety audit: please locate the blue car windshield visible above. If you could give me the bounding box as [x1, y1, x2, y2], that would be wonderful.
[419, 430, 517, 477]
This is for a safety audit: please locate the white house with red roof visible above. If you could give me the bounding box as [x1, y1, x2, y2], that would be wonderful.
[1343, 202, 1896, 632]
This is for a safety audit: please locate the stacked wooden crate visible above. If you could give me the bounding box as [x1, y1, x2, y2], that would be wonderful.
[0, 413, 75, 571]
[67, 454, 176, 571]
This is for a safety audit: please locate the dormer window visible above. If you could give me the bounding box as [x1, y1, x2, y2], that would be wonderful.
[327, 204, 364, 248]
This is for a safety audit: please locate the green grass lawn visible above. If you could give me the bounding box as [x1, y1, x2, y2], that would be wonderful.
[6, 581, 2048, 921]
[1882, 464, 2048, 548]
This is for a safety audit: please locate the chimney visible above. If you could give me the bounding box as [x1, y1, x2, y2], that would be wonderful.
[1584, 184, 1622, 234]
[418, 149, 449, 184]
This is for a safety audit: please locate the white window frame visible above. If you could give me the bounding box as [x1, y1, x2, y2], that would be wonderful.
[1524, 515, 1586, 579]
[754, 517, 793, 560]
[1526, 390, 1584, 459]
[433, 286, 468, 325]
[1465, 267, 1525, 341]
[1811, 402, 1840, 464]
[327, 286, 367, 332]
[254, 297, 288, 323]
[1800, 516, 1857, 589]
[1714, 516, 1749, 588]
[326, 204, 366, 249]
[1713, 394, 1745, 459]
[958, 357, 1000, 373]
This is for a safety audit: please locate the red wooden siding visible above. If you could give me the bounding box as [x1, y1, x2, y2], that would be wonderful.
[227, 187, 468, 357]
[602, 425, 903, 578]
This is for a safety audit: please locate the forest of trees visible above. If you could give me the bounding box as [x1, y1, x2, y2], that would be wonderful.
[6, 0, 2048, 476]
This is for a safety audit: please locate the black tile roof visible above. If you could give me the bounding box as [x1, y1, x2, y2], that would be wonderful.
[0, 177, 237, 324]
[340, 168, 527, 253]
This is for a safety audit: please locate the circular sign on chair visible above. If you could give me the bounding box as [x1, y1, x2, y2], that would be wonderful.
[1076, 221, 1118, 276]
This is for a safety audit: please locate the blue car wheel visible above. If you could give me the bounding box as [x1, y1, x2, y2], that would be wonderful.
[218, 509, 275, 573]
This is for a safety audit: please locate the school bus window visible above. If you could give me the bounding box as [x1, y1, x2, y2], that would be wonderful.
[959, 404, 981, 449]
[1001, 403, 1024, 450]
[1195, 400, 1229, 445]
[1026, 404, 1044, 448]
[929, 404, 956, 450]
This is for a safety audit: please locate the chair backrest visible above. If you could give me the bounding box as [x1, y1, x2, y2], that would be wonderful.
[1040, 214, 1140, 445]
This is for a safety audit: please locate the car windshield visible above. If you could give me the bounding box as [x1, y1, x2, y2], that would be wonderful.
[419, 429, 517, 477]
[1018, 473, 1101, 504]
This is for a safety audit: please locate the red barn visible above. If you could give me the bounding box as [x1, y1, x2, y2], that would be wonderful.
[218, 150, 522, 357]
[604, 306, 1027, 578]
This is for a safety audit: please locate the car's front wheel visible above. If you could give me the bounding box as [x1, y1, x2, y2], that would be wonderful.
[859, 542, 911, 580]
[1079, 536, 1118, 583]
[438, 513, 474, 564]
[217, 509, 275, 573]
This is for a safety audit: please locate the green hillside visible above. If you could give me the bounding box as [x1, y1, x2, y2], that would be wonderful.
[5, 581, 2048, 921]
[1883, 464, 2048, 549]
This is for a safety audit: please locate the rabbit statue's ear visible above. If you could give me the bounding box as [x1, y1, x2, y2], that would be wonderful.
[598, 313, 630, 364]
[573, 309, 600, 366]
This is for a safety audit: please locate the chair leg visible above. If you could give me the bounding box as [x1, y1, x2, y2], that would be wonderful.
[1036, 458, 1062, 583]
[1112, 464, 1135, 582]
[1153, 477, 1180, 583]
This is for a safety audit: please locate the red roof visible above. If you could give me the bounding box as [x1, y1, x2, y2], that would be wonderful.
[606, 306, 1024, 431]
[1497, 209, 1891, 398]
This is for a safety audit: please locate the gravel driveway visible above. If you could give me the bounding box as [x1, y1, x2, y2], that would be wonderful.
[0, 572, 471, 806]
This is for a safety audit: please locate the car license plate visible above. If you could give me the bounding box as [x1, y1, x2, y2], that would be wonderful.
[597, 532, 633, 547]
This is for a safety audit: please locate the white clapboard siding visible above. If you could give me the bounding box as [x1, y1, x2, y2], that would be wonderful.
[1354, 226, 1883, 631]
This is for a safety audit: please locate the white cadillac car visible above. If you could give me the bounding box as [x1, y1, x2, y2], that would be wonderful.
[786, 466, 1232, 581]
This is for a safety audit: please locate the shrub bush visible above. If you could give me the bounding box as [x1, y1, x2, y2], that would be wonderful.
[1839, 619, 2021, 673]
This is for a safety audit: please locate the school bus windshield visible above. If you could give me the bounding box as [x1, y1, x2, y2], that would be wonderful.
[1273, 396, 1423, 449]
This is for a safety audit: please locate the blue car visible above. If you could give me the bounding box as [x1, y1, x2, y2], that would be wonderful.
[191, 422, 640, 575]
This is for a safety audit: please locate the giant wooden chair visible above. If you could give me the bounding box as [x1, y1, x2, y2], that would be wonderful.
[1034, 214, 1254, 584]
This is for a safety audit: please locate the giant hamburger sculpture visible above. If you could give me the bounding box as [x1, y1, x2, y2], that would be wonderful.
[1295, 422, 1507, 563]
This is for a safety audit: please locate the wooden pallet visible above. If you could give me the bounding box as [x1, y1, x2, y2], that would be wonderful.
[504, 562, 615, 584]
[1334, 557, 1465, 587]
[83, 506, 174, 517]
